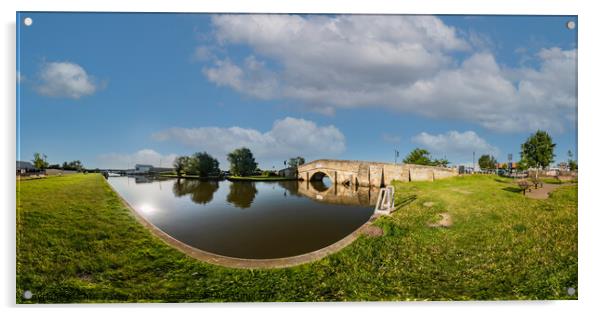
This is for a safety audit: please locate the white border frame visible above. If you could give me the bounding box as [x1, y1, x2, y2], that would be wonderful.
[3, 1, 600, 316]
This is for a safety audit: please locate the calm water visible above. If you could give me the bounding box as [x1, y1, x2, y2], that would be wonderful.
[108, 176, 378, 259]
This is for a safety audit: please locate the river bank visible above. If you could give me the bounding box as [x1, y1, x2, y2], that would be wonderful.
[17, 173, 577, 302]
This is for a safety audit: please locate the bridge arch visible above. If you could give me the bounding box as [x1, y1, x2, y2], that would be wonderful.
[309, 170, 331, 182]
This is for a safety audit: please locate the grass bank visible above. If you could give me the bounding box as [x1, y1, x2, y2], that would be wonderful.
[16, 174, 577, 302]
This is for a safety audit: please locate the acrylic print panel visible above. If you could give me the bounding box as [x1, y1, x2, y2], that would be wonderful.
[16, 12, 577, 303]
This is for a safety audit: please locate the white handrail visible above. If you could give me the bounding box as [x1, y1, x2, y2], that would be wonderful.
[374, 185, 395, 215]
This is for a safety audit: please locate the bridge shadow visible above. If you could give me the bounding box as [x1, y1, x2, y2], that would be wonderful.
[395, 194, 417, 210]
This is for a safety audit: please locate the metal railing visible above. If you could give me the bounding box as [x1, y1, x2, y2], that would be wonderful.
[374, 185, 395, 215]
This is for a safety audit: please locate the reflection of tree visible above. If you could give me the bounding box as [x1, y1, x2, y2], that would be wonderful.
[172, 179, 219, 205]
[277, 180, 301, 197]
[227, 182, 258, 209]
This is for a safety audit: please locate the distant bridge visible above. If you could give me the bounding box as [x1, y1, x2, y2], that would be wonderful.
[297, 159, 458, 187]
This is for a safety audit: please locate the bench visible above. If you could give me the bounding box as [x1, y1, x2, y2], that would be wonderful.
[529, 177, 543, 189]
[517, 180, 535, 195]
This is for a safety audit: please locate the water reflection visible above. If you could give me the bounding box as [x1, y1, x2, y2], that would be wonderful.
[108, 176, 376, 259]
[172, 179, 219, 205]
[226, 181, 258, 209]
[288, 180, 380, 206]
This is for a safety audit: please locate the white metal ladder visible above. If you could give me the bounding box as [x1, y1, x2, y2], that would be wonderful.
[374, 185, 395, 215]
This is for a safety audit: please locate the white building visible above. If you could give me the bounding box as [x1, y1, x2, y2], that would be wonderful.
[133, 164, 153, 174]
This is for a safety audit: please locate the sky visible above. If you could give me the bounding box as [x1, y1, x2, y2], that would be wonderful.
[16, 13, 577, 170]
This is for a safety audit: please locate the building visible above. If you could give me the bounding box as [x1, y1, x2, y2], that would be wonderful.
[16, 160, 39, 175]
[135, 164, 153, 173]
[126, 164, 174, 175]
[278, 167, 297, 179]
[495, 162, 518, 169]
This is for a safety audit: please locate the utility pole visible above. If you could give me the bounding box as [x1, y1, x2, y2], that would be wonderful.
[394, 149, 399, 164]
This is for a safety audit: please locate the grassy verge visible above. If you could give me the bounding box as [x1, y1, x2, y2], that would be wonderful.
[16, 174, 577, 302]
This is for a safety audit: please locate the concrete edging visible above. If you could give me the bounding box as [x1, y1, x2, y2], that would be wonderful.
[105, 177, 378, 269]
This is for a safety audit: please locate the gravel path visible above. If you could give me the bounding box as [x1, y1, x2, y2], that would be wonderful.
[525, 182, 575, 199]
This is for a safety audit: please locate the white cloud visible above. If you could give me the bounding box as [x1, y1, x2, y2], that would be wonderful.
[97, 149, 177, 169]
[36, 61, 98, 99]
[193, 46, 215, 61]
[203, 56, 278, 99]
[17, 71, 25, 83]
[152, 117, 346, 164]
[412, 130, 499, 159]
[200, 15, 576, 133]
[382, 133, 401, 143]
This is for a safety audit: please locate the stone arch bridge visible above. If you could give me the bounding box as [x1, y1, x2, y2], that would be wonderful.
[297, 159, 458, 187]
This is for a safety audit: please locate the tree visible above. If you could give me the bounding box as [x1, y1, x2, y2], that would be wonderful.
[61, 160, 84, 171]
[516, 159, 529, 171]
[32, 153, 49, 169]
[432, 158, 450, 167]
[478, 154, 498, 170]
[520, 130, 556, 169]
[567, 150, 577, 171]
[403, 148, 432, 165]
[228, 147, 258, 176]
[188, 152, 219, 177]
[287, 156, 306, 168]
[173, 156, 189, 177]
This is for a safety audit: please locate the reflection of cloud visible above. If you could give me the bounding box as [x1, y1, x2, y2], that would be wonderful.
[35, 61, 99, 99]
[201, 15, 576, 133]
[97, 149, 177, 169]
[153, 117, 346, 165]
[137, 203, 157, 215]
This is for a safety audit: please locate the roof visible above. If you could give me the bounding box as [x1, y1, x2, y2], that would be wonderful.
[135, 164, 154, 168]
[16, 161, 35, 169]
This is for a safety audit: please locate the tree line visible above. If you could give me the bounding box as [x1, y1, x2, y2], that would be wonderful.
[477, 130, 576, 171]
[173, 147, 306, 178]
[30, 153, 85, 171]
[402, 130, 576, 172]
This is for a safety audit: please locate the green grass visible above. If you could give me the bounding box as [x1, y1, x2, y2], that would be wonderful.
[540, 177, 578, 185]
[16, 174, 577, 302]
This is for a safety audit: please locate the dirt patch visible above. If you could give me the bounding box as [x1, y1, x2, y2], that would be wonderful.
[77, 272, 93, 282]
[361, 225, 383, 237]
[428, 213, 453, 228]
[525, 183, 575, 200]
[423, 201, 435, 207]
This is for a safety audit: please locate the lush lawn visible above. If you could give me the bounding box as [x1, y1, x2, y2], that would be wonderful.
[16, 174, 577, 302]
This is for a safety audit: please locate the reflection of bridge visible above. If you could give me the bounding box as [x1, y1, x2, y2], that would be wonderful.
[297, 159, 458, 187]
[279, 180, 380, 206]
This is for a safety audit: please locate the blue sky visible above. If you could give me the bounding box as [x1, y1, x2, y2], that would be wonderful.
[17, 13, 577, 169]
